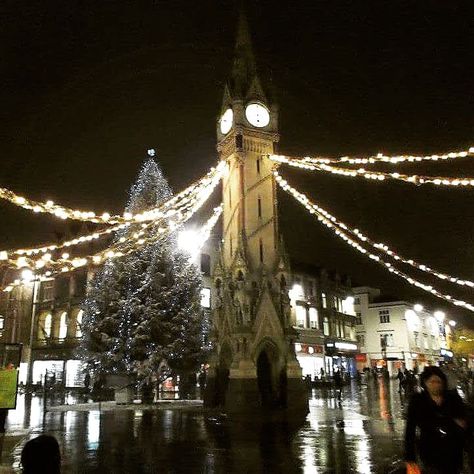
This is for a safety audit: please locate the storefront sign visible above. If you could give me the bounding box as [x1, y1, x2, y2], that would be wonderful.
[335, 342, 358, 351]
[355, 354, 367, 362]
[0, 369, 19, 409]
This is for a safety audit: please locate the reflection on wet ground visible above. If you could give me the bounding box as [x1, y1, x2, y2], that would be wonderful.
[4, 380, 408, 473]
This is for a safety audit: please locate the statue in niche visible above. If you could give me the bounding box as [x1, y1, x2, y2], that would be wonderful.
[234, 298, 243, 325]
[250, 281, 259, 319]
[242, 337, 248, 357]
[280, 292, 291, 326]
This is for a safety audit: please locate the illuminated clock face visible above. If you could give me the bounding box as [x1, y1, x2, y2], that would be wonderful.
[219, 108, 233, 134]
[245, 103, 270, 128]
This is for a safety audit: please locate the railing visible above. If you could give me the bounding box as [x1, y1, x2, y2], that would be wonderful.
[34, 337, 81, 348]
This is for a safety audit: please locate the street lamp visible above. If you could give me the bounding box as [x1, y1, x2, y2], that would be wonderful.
[448, 320, 456, 327]
[414, 304, 423, 312]
[434, 310, 445, 323]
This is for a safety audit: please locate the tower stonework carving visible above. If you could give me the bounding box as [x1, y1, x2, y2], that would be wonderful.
[204, 14, 308, 417]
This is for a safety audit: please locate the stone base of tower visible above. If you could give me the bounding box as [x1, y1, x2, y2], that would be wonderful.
[203, 360, 309, 419]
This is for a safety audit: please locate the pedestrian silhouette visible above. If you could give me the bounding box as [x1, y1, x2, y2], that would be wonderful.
[21, 434, 61, 473]
[404, 366, 467, 474]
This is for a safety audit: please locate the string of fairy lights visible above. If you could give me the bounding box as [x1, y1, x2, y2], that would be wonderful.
[2, 138, 474, 314]
[274, 170, 474, 312]
[0, 161, 224, 225]
[269, 154, 474, 187]
[1, 161, 225, 290]
[273, 170, 474, 290]
[271, 146, 474, 165]
[0, 162, 225, 269]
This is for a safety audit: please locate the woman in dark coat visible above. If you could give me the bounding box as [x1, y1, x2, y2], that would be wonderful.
[404, 366, 467, 474]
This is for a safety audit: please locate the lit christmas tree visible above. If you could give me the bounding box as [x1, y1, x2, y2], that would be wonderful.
[78, 156, 206, 394]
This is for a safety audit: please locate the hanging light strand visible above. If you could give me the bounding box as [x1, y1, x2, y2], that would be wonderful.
[273, 170, 474, 290]
[267, 146, 474, 166]
[0, 162, 225, 264]
[1, 163, 224, 281]
[269, 154, 474, 188]
[274, 171, 474, 312]
[0, 161, 224, 224]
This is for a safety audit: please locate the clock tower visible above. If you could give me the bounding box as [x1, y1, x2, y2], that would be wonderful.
[205, 12, 308, 417]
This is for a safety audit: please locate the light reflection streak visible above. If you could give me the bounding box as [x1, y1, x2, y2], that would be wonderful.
[87, 411, 100, 449]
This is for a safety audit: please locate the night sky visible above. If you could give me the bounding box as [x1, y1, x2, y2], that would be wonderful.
[2, 1, 474, 325]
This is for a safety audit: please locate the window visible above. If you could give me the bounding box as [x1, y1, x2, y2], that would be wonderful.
[73, 273, 87, 297]
[380, 333, 394, 348]
[296, 305, 307, 328]
[0, 315, 4, 330]
[354, 297, 360, 305]
[38, 313, 52, 340]
[259, 238, 264, 263]
[59, 312, 68, 340]
[431, 335, 436, 349]
[323, 316, 330, 336]
[200, 288, 211, 309]
[200, 253, 211, 276]
[413, 331, 419, 347]
[379, 309, 390, 323]
[40, 280, 54, 302]
[309, 307, 318, 329]
[357, 334, 365, 346]
[356, 312, 362, 325]
[423, 335, 429, 349]
[256, 158, 261, 175]
[55, 276, 69, 300]
[257, 197, 262, 219]
[321, 292, 327, 308]
[76, 310, 83, 338]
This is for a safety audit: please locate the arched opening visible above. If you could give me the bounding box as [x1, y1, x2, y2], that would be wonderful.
[257, 350, 274, 408]
[215, 344, 232, 407]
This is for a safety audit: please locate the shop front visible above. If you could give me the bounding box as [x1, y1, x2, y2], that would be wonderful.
[295, 343, 325, 380]
[325, 340, 358, 377]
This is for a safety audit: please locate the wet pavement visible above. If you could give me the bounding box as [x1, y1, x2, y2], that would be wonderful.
[2, 380, 412, 473]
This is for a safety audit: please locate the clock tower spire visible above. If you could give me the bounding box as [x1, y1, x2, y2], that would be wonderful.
[205, 11, 308, 418]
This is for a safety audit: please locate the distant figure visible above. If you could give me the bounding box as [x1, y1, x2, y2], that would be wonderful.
[21, 435, 61, 474]
[372, 368, 378, 380]
[333, 369, 343, 400]
[397, 368, 406, 393]
[84, 372, 91, 391]
[404, 366, 467, 474]
[198, 369, 207, 400]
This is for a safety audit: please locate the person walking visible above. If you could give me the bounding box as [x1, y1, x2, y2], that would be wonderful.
[404, 366, 467, 474]
[397, 368, 406, 394]
[333, 369, 343, 401]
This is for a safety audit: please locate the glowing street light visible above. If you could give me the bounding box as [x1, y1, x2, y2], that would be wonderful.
[289, 284, 303, 301]
[21, 269, 35, 283]
[177, 229, 200, 258]
[434, 310, 445, 322]
[448, 320, 457, 327]
[414, 304, 423, 312]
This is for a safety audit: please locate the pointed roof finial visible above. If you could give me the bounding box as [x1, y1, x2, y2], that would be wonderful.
[230, 7, 257, 98]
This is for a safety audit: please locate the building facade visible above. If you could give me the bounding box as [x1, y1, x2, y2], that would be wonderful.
[354, 287, 447, 375]
[290, 264, 357, 379]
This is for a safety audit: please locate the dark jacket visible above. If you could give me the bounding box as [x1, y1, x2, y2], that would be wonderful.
[404, 390, 466, 472]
